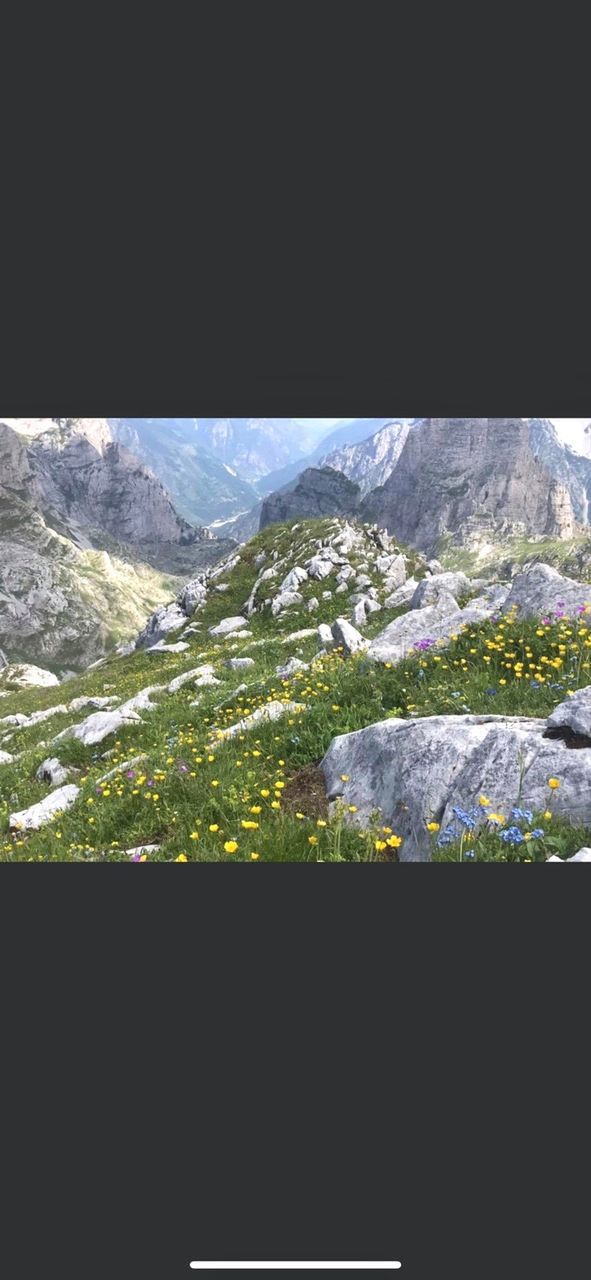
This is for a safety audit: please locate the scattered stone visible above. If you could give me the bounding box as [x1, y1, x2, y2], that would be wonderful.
[367, 596, 462, 665]
[426, 559, 444, 575]
[226, 658, 255, 670]
[168, 667, 214, 694]
[384, 578, 418, 609]
[307, 597, 320, 611]
[208, 616, 248, 637]
[355, 574, 373, 590]
[307, 556, 334, 581]
[35, 757, 71, 787]
[411, 572, 471, 610]
[54, 709, 141, 747]
[335, 583, 348, 595]
[322, 591, 333, 600]
[546, 685, 591, 739]
[212, 700, 306, 744]
[96, 754, 149, 784]
[178, 577, 208, 614]
[282, 628, 316, 643]
[126, 845, 161, 858]
[332, 618, 369, 655]
[68, 696, 120, 712]
[271, 590, 304, 616]
[280, 566, 309, 592]
[119, 686, 164, 714]
[1, 714, 30, 728]
[194, 672, 221, 687]
[147, 641, 190, 654]
[503, 564, 591, 620]
[136, 602, 187, 649]
[317, 624, 334, 647]
[352, 601, 369, 628]
[276, 657, 309, 679]
[0, 663, 59, 689]
[0, 750, 15, 764]
[10, 784, 80, 831]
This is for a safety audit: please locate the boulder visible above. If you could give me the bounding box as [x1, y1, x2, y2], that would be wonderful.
[546, 685, 591, 740]
[307, 556, 335, 581]
[317, 624, 334, 648]
[0, 663, 59, 689]
[321, 711, 591, 861]
[307, 597, 320, 611]
[332, 618, 370, 655]
[212, 700, 305, 743]
[336, 565, 355, 584]
[68, 696, 120, 712]
[279, 566, 309, 592]
[0, 750, 15, 764]
[276, 657, 310, 679]
[54, 708, 141, 747]
[271, 590, 304, 617]
[503, 564, 591, 620]
[168, 667, 215, 694]
[367, 596, 462, 665]
[119, 686, 164, 714]
[178, 577, 208, 615]
[351, 602, 368, 628]
[10, 784, 80, 831]
[136, 603, 186, 648]
[384, 578, 418, 610]
[410, 572, 471, 610]
[226, 658, 255, 670]
[208, 616, 248, 637]
[35, 757, 71, 787]
[335, 583, 348, 595]
[147, 641, 190, 654]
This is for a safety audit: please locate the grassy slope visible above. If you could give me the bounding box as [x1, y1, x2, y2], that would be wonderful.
[2, 518, 591, 863]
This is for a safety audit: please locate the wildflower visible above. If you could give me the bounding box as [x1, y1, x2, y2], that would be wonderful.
[348, 805, 358, 813]
[316, 819, 327, 828]
[543, 810, 552, 821]
[295, 812, 306, 820]
[209, 824, 220, 833]
[175, 854, 188, 862]
[511, 807, 533, 824]
[426, 822, 440, 833]
[241, 820, 259, 830]
[479, 796, 492, 808]
[308, 835, 319, 846]
[190, 832, 200, 841]
[452, 805, 478, 831]
[250, 805, 262, 815]
[387, 835, 402, 849]
[548, 778, 560, 790]
[340, 775, 350, 782]
[487, 813, 506, 826]
[250, 852, 260, 861]
[374, 840, 388, 851]
[499, 826, 525, 845]
[224, 841, 238, 854]
[530, 828, 545, 839]
[260, 789, 270, 798]
[271, 800, 281, 809]
[464, 850, 475, 859]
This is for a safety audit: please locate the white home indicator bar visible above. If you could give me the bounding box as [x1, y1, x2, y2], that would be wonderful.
[189, 1265, 402, 1271]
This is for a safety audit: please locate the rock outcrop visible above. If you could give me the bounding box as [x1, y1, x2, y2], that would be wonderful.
[360, 419, 576, 554]
[322, 421, 412, 495]
[259, 467, 361, 530]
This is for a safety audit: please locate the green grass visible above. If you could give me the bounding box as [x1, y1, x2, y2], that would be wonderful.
[3, 519, 591, 863]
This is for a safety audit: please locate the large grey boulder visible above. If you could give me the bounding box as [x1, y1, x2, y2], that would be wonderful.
[317, 624, 334, 648]
[136, 603, 186, 649]
[208, 616, 248, 637]
[367, 595, 462, 665]
[146, 640, 190, 654]
[307, 556, 335, 581]
[411, 572, 471, 610]
[503, 564, 591, 620]
[0, 750, 15, 764]
[212, 700, 305, 743]
[546, 685, 591, 739]
[119, 686, 164, 714]
[168, 667, 215, 694]
[178, 576, 208, 615]
[321, 710, 591, 861]
[276, 657, 309, 678]
[68, 696, 120, 712]
[280, 566, 308, 592]
[10, 784, 80, 831]
[226, 657, 255, 670]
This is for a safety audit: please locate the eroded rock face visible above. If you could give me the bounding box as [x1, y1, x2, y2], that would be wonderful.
[321, 704, 591, 861]
[54, 708, 142, 747]
[546, 685, 591, 739]
[360, 419, 575, 553]
[331, 618, 369, 655]
[410, 572, 471, 610]
[208, 616, 248, 637]
[502, 564, 591, 620]
[259, 467, 361, 530]
[367, 595, 462, 665]
[35, 758, 71, 787]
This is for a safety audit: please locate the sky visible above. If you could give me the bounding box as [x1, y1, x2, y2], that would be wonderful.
[296, 418, 591, 454]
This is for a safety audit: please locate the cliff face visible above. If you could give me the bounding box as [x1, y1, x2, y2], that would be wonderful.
[360, 418, 576, 554]
[321, 421, 412, 495]
[259, 467, 361, 530]
[0, 420, 231, 670]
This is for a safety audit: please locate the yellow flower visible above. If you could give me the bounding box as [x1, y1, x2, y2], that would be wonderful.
[548, 778, 560, 790]
[543, 810, 552, 821]
[211, 780, 220, 788]
[479, 796, 492, 807]
[175, 854, 188, 862]
[488, 813, 506, 825]
[241, 820, 259, 830]
[295, 812, 306, 820]
[271, 800, 281, 809]
[340, 774, 350, 782]
[348, 805, 358, 813]
[374, 840, 388, 852]
[426, 822, 440, 833]
[316, 819, 327, 828]
[332, 705, 341, 712]
[308, 835, 319, 846]
[209, 824, 220, 833]
[250, 805, 262, 815]
[275, 780, 285, 790]
[250, 852, 260, 861]
[190, 832, 200, 841]
[224, 841, 238, 854]
[387, 835, 402, 849]
[260, 789, 270, 798]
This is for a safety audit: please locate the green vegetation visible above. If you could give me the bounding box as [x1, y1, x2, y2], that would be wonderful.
[2, 519, 591, 863]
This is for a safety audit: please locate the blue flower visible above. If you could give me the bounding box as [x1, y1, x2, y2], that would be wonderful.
[464, 849, 476, 859]
[530, 828, 545, 839]
[499, 826, 525, 845]
[437, 823, 458, 847]
[511, 807, 533, 824]
[530, 680, 541, 689]
[452, 805, 478, 831]
[485, 687, 497, 696]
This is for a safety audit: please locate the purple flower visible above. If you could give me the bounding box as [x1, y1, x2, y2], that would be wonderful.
[131, 853, 142, 862]
[127, 771, 135, 780]
[414, 638, 436, 652]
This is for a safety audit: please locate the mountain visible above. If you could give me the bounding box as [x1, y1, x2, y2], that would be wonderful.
[526, 418, 591, 522]
[259, 467, 362, 530]
[322, 421, 413, 495]
[0, 419, 232, 670]
[361, 418, 575, 554]
[110, 418, 260, 525]
[254, 419, 405, 497]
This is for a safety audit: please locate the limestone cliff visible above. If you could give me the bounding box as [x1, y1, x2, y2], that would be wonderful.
[259, 467, 361, 530]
